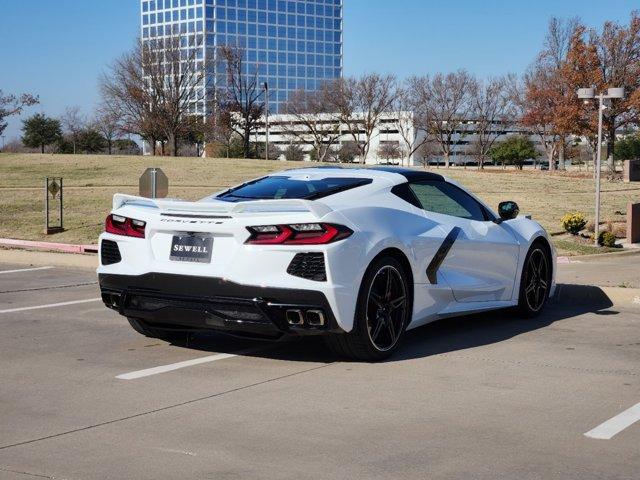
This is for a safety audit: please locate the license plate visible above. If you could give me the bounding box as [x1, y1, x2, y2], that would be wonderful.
[170, 235, 213, 263]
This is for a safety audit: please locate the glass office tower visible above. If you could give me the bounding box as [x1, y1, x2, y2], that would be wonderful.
[141, 0, 343, 114]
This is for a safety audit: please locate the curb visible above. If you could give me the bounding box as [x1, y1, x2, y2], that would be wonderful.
[0, 248, 98, 270]
[558, 248, 640, 264]
[558, 248, 640, 261]
[0, 238, 98, 254]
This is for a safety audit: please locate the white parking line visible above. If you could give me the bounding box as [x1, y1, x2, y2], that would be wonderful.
[0, 266, 53, 275]
[116, 348, 262, 380]
[0, 297, 102, 314]
[584, 401, 640, 440]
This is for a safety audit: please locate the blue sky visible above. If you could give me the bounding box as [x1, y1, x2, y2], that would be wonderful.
[1, 0, 637, 140]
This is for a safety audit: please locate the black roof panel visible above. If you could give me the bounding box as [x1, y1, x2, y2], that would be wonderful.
[368, 166, 444, 182]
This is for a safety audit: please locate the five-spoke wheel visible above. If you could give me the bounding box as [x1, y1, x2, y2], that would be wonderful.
[325, 256, 411, 361]
[366, 265, 407, 352]
[518, 243, 551, 317]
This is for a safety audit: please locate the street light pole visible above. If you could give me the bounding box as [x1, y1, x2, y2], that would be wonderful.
[594, 93, 604, 248]
[263, 82, 269, 161]
[577, 87, 625, 247]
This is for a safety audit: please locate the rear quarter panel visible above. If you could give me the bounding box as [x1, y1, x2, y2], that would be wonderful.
[326, 190, 457, 330]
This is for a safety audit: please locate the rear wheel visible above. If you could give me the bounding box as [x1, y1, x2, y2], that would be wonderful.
[326, 256, 411, 361]
[126, 317, 187, 342]
[517, 243, 551, 317]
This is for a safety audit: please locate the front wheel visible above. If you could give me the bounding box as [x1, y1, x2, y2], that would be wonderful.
[325, 256, 411, 361]
[517, 243, 551, 317]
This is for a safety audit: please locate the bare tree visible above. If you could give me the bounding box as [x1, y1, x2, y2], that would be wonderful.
[93, 106, 121, 155]
[0, 90, 39, 137]
[333, 141, 360, 163]
[100, 34, 208, 157]
[281, 85, 341, 162]
[377, 141, 403, 164]
[61, 106, 85, 154]
[100, 41, 165, 155]
[390, 86, 431, 166]
[541, 17, 581, 70]
[410, 71, 477, 168]
[329, 74, 399, 163]
[145, 34, 209, 156]
[468, 76, 513, 169]
[205, 103, 237, 158]
[216, 44, 265, 158]
[414, 139, 441, 168]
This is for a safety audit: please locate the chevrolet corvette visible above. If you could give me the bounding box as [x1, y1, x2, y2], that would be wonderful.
[98, 167, 556, 360]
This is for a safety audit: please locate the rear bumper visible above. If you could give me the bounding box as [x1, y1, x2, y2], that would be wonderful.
[98, 273, 342, 339]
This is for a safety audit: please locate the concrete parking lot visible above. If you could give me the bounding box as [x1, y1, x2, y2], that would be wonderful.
[0, 254, 639, 479]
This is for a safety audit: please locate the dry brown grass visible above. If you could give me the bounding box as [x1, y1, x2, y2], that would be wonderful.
[1, 153, 638, 256]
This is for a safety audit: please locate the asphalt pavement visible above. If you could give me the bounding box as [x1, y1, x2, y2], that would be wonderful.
[0, 254, 638, 480]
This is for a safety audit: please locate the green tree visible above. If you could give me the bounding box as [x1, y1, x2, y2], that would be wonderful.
[77, 128, 106, 153]
[21, 114, 62, 153]
[113, 138, 141, 154]
[489, 135, 537, 170]
[614, 135, 640, 161]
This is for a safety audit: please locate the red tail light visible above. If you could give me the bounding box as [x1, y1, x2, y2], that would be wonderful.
[105, 214, 146, 238]
[245, 223, 353, 245]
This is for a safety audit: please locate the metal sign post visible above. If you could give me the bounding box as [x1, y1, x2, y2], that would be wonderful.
[139, 168, 168, 199]
[44, 177, 64, 234]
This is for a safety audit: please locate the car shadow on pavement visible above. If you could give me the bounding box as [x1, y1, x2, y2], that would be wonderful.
[170, 327, 338, 364]
[394, 283, 615, 362]
[165, 283, 616, 363]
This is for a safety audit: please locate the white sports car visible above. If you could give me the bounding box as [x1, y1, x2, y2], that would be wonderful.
[98, 167, 556, 360]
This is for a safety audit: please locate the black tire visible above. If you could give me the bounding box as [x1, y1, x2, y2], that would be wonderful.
[517, 242, 552, 318]
[325, 256, 412, 361]
[126, 317, 187, 342]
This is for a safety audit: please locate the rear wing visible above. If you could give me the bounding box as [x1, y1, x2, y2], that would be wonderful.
[112, 194, 333, 219]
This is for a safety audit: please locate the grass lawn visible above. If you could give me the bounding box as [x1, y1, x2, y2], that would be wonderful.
[1, 153, 638, 256]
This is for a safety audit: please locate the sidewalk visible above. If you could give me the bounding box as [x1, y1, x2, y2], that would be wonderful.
[557, 250, 640, 288]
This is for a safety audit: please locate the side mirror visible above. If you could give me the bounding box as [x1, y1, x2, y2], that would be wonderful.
[498, 201, 519, 221]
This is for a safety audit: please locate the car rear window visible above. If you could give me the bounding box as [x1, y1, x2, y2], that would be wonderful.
[216, 176, 372, 202]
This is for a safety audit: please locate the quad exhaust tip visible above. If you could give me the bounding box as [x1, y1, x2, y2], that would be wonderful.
[306, 309, 325, 327]
[285, 309, 304, 325]
[285, 309, 325, 327]
[102, 292, 121, 309]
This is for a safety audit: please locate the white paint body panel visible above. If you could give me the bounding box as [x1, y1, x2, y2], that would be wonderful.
[98, 168, 556, 333]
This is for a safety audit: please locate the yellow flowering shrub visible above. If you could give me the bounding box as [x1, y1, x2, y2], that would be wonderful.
[561, 212, 587, 235]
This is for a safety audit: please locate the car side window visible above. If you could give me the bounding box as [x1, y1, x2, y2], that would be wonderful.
[408, 181, 486, 221]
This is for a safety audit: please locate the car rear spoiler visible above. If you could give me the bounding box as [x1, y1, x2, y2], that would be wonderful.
[112, 194, 333, 219]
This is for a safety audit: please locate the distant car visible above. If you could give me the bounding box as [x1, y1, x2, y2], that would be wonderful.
[98, 167, 556, 361]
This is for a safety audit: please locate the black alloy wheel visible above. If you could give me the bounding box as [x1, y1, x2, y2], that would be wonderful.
[325, 256, 411, 361]
[518, 244, 551, 317]
[366, 265, 408, 352]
